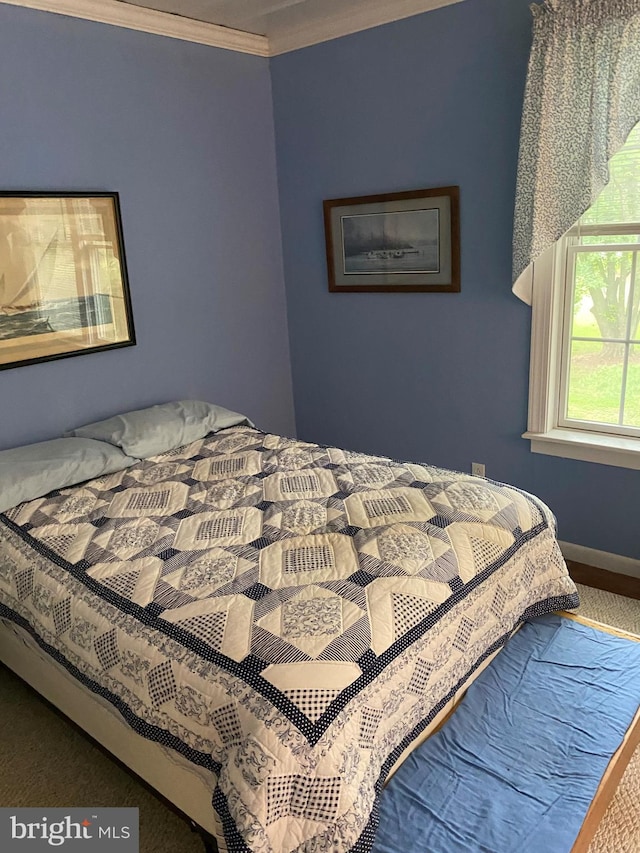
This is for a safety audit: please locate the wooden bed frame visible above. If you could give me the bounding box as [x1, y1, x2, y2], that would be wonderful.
[561, 612, 640, 853]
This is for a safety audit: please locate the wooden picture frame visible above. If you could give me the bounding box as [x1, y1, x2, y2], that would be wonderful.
[0, 191, 135, 370]
[323, 186, 460, 293]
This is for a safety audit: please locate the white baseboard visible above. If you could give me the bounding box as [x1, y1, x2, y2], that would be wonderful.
[559, 541, 640, 580]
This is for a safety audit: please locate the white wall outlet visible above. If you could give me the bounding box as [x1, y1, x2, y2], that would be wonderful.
[471, 462, 486, 478]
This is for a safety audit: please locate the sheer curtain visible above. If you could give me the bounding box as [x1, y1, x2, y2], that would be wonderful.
[512, 0, 640, 303]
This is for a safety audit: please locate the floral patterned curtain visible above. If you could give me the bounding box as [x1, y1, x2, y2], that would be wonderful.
[512, 0, 640, 302]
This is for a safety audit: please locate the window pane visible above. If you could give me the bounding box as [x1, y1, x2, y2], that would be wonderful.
[566, 340, 623, 424]
[572, 251, 635, 340]
[571, 289, 601, 339]
[623, 345, 640, 428]
[580, 122, 640, 226]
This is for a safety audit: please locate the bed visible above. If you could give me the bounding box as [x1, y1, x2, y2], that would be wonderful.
[0, 402, 579, 852]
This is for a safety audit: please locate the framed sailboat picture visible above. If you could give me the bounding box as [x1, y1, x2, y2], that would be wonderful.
[323, 186, 460, 292]
[0, 191, 135, 370]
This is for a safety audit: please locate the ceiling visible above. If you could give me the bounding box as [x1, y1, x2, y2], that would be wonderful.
[125, 0, 337, 37]
[4, 0, 463, 55]
[118, 0, 462, 54]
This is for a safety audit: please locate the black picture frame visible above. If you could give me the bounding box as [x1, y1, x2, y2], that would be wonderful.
[0, 191, 136, 370]
[323, 186, 460, 293]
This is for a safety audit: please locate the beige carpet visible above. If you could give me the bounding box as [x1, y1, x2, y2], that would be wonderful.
[0, 584, 637, 852]
[575, 583, 640, 636]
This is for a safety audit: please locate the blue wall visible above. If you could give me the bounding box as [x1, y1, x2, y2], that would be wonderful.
[0, 4, 294, 449]
[270, 0, 640, 558]
[2, 1, 638, 558]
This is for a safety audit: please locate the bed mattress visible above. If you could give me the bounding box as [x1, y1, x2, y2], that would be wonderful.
[0, 426, 579, 852]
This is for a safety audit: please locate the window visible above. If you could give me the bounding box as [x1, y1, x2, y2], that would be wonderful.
[524, 121, 640, 470]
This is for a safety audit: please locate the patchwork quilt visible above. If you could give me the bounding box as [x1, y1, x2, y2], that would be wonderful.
[0, 426, 579, 852]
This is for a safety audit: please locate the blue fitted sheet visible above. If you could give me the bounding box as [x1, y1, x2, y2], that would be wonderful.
[373, 613, 640, 853]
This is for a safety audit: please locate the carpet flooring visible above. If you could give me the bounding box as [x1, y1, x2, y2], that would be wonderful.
[0, 583, 637, 852]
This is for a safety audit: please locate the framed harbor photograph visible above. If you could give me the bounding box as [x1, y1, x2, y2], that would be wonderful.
[0, 191, 135, 370]
[323, 186, 460, 292]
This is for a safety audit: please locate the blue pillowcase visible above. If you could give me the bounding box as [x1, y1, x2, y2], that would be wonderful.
[0, 401, 254, 514]
[66, 400, 253, 459]
[0, 437, 137, 514]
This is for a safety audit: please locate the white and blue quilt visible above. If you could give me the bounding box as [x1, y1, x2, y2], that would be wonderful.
[0, 426, 579, 852]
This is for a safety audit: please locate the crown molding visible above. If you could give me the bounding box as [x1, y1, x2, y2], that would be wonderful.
[1, 0, 465, 57]
[0, 0, 270, 56]
[266, 0, 464, 56]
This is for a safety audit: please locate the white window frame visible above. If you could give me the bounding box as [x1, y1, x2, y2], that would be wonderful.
[558, 225, 640, 438]
[522, 233, 640, 471]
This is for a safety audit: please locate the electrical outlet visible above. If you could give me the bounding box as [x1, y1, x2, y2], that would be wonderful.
[471, 462, 485, 478]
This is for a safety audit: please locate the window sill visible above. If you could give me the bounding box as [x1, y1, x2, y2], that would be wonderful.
[522, 428, 640, 470]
